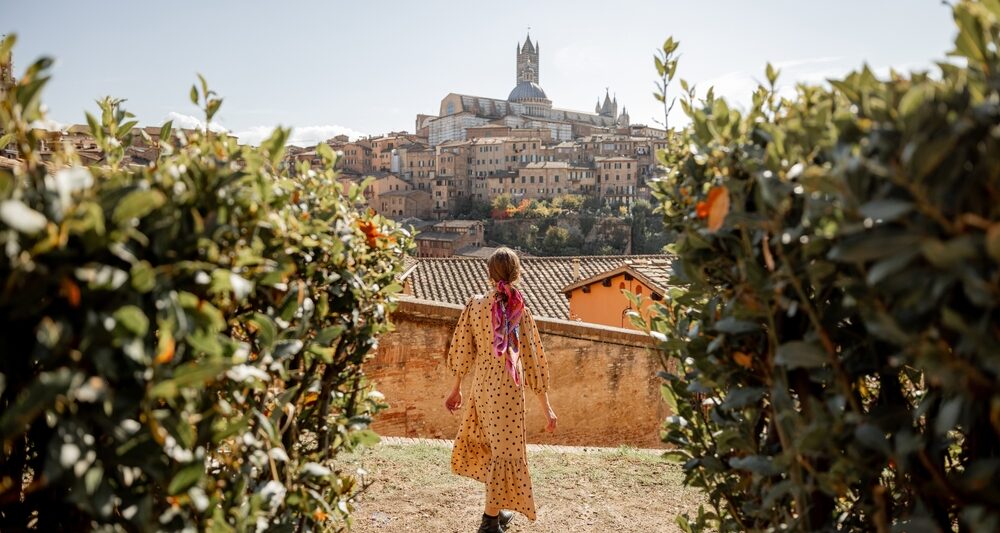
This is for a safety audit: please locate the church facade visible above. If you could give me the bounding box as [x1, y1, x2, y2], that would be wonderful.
[423, 35, 631, 146]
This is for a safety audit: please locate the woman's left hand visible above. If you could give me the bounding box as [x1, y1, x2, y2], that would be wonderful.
[445, 387, 463, 414]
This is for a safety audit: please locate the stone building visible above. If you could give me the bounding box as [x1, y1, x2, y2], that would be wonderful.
[413, 220, 485, 257]
[377, 189, 431, 219]
[486, 161, 596, 200]
[424, 35, 632, 146]
[595, 155, 639, 205]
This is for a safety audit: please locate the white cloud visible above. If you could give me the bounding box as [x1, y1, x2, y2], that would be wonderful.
[30, 117, 68, 131]
[233, 124, 366, 147]
[161, 112, 364, 146]
[164, 111, 227, 133]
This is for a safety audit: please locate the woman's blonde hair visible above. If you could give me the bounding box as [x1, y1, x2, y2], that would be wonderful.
[487, 247, 521, 284]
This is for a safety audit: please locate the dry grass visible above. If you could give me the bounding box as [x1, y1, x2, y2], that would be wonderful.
[334, 443, 704, 533]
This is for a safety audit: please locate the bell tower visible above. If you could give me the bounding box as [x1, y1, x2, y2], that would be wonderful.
[516, 33, 539, 85]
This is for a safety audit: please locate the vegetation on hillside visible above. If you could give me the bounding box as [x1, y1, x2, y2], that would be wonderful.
[0, 35, 411, 531]
[635, 1, 1000, 530]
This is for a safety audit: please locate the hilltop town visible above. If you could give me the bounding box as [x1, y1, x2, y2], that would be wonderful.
[283, 34, 673, 260]
[1, 34, 671, 259]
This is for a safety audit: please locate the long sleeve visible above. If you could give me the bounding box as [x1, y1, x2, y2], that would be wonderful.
[446, 297, 477, 378]
[518, 306, 550, 394]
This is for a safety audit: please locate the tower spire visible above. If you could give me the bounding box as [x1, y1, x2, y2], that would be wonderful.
[516, 31, 539, 84]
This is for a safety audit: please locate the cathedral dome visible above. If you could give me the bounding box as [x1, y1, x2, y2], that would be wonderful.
[507, 81, 549, 102]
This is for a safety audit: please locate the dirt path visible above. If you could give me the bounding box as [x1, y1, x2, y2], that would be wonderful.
[334, 439, 703, 533]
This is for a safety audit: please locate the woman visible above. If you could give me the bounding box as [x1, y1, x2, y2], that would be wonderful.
[444, 247, 558, 533]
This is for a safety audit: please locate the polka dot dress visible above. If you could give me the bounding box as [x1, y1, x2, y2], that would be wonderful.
[447, 290, 550, 521]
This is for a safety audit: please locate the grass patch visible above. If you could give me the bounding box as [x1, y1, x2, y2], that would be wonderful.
[335, 443, 703, 532]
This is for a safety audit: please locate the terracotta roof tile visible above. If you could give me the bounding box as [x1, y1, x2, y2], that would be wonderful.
[402, 254, 673, 320]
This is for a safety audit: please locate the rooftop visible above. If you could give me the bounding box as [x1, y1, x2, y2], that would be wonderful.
[414, 232, 463, 242]
[401, 255, 673, 320]
[434, 220, 483, 229]
[521, 161, 592, 170]
[561, 257, 673, 295]
[380, 189, 430, 198]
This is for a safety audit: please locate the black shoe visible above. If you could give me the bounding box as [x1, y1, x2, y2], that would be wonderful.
[478, 513, 505, 533]
[499, 510, 515, 528]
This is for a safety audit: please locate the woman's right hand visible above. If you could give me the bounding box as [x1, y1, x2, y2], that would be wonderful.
[544, 404, 558, 433]
[445, 387, 463, 414]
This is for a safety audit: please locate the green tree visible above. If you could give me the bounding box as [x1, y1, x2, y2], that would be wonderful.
[541, 225, 570, 253]
[635, 3, 1000, 531]
[451, 196, 491, 219]
[0, 37, 410, 531]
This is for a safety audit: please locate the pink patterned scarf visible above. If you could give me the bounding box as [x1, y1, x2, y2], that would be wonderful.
[491, 280, 525, 386]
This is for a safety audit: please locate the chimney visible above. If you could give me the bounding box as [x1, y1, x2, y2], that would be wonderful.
[572, 258, 581, 281]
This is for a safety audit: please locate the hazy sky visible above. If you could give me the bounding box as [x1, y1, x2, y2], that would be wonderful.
[6, 1, 957, 145]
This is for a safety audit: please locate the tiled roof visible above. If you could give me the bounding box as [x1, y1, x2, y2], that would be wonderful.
[401, 254, 673, 320]
[380, 189, 429, 198]
[561, 256, 673, 294]
[434, 220, 482, 229]
[415, 232, 462, 242]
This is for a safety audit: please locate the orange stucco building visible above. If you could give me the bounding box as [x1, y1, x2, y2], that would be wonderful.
[562, 258, 671, 330]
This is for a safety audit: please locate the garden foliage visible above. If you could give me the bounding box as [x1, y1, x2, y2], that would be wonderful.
[0, 36, 411, 531]
[637, 1, 1000, 530]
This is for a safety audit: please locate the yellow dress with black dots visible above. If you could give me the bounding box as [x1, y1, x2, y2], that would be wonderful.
[446, 290, 550, 521]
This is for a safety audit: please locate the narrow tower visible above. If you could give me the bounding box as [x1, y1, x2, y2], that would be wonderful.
[516, 34, 539, 85]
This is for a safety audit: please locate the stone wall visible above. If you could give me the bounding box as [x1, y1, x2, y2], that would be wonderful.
[366, 297, 667, 447]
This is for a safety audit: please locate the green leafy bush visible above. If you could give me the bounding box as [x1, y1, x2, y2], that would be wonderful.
[0, 37, 411, 531]
[636, 2, 1000, 530]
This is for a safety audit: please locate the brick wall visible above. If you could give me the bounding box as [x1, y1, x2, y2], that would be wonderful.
[367, 297, 667, 447]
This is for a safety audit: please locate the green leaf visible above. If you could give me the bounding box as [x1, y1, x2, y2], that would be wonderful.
[314, 325, 345, 345]
[660, 384, 679, 414]
[189, 85, 199, 105]
[248, 313, 277, 350]
[775, 341, 827, 369]
[720, 387, 766, 410]
[858, 199, 913, 222]
[130, 261, 157, 293]
[765, 63, 779, 86]
[0, 368, 73, 437]
[150, 360, 229, 399]
[167, 462, 204, 495]
[349, 429, 381, 448]
[828, 231, 923, 263]
[898, 84, 932, 118]
[855, 424, 891, 455]
[729, 455, 778, 475]
[119, 120, 138, 138]
[0, 34, 16, 61]
[951, 4, 989, 66]
[316, 141, 335, 166]
[861, 310, 910, 344]
[112, 189, 166, 224]
[713, 317, 759, 334]
[159, 120, 173, 145]
[113, 305, 149, 336]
